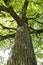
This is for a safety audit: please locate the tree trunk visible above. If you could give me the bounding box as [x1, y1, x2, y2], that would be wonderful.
[7, 23, 37, 65]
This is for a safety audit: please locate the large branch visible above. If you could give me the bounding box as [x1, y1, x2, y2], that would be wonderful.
[0, 5, 21, 25]
[0, 33, 15, 41]
[20, 0, 28, 19]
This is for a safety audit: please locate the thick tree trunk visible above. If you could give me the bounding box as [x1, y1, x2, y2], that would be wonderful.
[7, 23, 37, 65]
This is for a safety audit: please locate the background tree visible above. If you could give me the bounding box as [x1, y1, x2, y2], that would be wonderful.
[0, 0, 43, 65]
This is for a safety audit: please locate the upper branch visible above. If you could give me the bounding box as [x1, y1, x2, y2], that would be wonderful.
[0, 5, 21, 25]
[20, 0, 28, 19]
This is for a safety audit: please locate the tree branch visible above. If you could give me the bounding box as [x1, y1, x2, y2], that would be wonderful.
[31, 1, 43, 7]
[0, 24, 17, 30]
[27, 13, 43, 24]
[0, 33, 15, 41]
[28, 18, 43, 24]
[20, 0, 28, 21]
[0, 0, 28, 25]
[29, 27, 43, 34]
[31, 29, 43, 34]
[21, 0, 28, 15]
[0, 5, 21, 25]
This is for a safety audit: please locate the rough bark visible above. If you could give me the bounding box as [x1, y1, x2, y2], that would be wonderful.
[7, 23, 37, 65]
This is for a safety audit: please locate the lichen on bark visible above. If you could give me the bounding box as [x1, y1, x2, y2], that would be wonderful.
[7, 23, 37, 65]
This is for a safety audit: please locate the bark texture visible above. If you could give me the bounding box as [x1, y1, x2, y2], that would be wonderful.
[7, 23, 37, 65]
